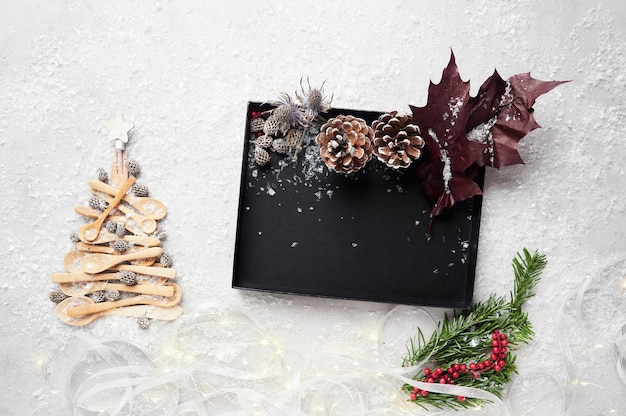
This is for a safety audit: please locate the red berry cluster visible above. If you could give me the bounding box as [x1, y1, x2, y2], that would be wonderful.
[409, 330, 509, 403]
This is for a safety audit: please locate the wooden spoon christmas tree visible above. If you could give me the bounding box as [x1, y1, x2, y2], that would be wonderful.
[50, 113, 183, 328]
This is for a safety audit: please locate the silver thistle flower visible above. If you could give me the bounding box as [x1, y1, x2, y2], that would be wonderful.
[296, 77, 333, 121]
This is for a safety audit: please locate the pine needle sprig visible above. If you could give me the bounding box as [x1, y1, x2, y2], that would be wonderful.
[401, 249, 547, 409]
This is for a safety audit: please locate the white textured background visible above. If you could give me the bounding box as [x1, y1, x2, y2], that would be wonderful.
[1, 1, 625, 415]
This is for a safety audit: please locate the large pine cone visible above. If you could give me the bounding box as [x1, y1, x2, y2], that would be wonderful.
[372, 111, 424, 169]
[316, 115, 373, 174]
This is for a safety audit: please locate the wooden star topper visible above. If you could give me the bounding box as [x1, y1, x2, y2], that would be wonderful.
[105, 112, 134, 150]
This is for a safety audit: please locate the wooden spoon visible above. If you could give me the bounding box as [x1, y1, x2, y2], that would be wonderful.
[59, 281, 175, 297]
[73, 242, 156, 267]
[94, 192, 157, 234]
[56, 302, 183, 326]
[51, 271, 168, 284]
[63, 247, 162, 274]
[66, 283, 182, 317]
[111, 264, 177, 279]
[63, 248, 159, 272]
[78, 176, 136, 242]
[89, 180, 167, 220]
[74, 206, 143, 235]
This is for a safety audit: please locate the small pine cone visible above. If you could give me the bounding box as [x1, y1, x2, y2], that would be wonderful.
[263, 114, 281, 136]
[105, 289, 120, 302]
[271, 138, 289, 154]
[49, 290, 67, 303]
[126, 159, 141, 177]
[89, 291, 107, 303]
[285, 129, 303, 153]
[250, 117, 265, 133]
[131, 183, 150, 197]
[117, 270, 137, 286]
[104, 220, 118, 234]
[372, 111, 424, 169]
[115, 223, 126, 237]
[109, 240, 128, 253]
[255, 134, 273, 149]
[137, 317, 151, 330]
[254, 146, 271, 166]
[153, 228, 167, 240]
[316, 115, 374, 174]
[88, 195, 108, 212]
[96, 167, 109, 183]
[159, 252, 173, 268]
[69, 232, 80, 243]
[272, 104, 296, 134]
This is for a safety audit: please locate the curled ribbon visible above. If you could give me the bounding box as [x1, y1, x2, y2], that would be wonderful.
[42, 260, 626, 415]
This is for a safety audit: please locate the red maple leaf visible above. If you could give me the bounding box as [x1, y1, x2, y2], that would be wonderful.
[410, 52, 567, 221]
[410, 53, 485, 218]
[468, 72, 569, 168]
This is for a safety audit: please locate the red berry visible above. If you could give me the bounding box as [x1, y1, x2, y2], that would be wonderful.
[493, 347, 500, 355]
[427, 377, 434, 383]
[469, 363, 477, 371]
[457, 395, 466, 401]
[492, 340, 499, 347]
[473, 372, 479, 379]
[410, 392, 417, 400]
[498, 360, 506, 367]
[484, 360, 491, 367]
[435, 367, 442, 374]
[421, 390, 429, 397]
[413, 386, 419, 392]
[501, 347, 507, 354]
[490, 353, 498, 361]
[453, 363, 460, 371]
[501, 339, 509, 347]
[447, 367, 454, 374]
[494, 365, 502, 372]
[460, 364, 467, 372]
[500, 333, 507, 340]
[423, 368, 431, 376]
[452, 372, 459, 379]
[477, 363, 484, 370]
[439, 378, 447, 384]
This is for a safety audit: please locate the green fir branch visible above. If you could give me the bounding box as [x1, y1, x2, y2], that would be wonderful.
[401, 249, 547, 409]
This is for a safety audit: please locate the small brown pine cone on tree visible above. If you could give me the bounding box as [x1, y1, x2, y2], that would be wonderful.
[371, 111, 424, 169]
[316, 115, 373, 174]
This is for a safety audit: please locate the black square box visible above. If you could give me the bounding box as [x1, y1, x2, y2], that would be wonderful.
[232, 102, 483, 308]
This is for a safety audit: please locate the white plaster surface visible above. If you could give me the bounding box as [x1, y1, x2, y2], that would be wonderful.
[1, 1, 625, 414]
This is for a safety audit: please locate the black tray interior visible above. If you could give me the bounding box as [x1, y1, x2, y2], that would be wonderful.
[232, 102, 483, 308]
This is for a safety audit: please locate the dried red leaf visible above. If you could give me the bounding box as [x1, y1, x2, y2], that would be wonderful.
[410, 52, 567, 221]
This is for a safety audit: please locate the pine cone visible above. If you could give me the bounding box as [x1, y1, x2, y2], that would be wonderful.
[263, 114, 281, 136]
[131, 183, 150, 197]
[271, 138, 288, 154]
[117, 270, 137, 286]
[159, 252, 173, 268]
[255, 135, 273, 149]
[104, 220, 118, 234]
[96, 167, 109, 183]
[316, 115, 374, 174]
[109, 240, 128, 253]
[285, 129, 303, 153]
[254, 147, 271, 166]
[250, 117, 265, 133]
[88, 195, 107, 211]
[372, 111, 424, 169]
[126, 159, 141, 177]
[90, 290, 107, 303]
[137, 317, 151, 330]
[49, 290, 67, 303]
[153, 228, 167, 240]
[105, 289, 120, 301]
[115, 223, 126, 237]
